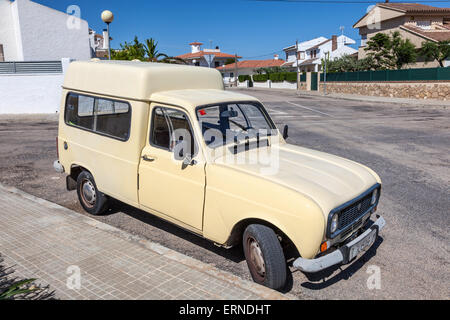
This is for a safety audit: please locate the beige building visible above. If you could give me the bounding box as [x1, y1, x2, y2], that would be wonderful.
[353, 2, 450, 67]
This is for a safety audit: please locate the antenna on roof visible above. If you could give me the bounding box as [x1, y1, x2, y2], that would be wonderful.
[340, 26, 345, 36]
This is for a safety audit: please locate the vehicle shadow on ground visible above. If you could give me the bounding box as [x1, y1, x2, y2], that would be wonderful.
[105, 200, 298, 294]
[296, 237, 384, 290]
[104, 199, 246, 264]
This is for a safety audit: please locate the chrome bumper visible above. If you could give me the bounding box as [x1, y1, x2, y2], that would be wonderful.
[53, 160, 64, 173]
[293, 216, 386, 273]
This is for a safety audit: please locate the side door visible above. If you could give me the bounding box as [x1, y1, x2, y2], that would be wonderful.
[138, 104, 205, 231]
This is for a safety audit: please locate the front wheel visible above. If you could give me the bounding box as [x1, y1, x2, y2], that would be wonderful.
[76, 171, 109, 215]
[243, 224, 287, 290]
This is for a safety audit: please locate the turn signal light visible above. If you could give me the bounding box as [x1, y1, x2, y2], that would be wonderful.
[320, 242, 328, 253]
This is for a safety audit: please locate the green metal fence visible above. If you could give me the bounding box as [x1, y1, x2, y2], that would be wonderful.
[300, 73, 306, 82]
[320, 67, 450, 82]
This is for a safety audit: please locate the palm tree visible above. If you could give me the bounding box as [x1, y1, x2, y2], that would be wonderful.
[143, 38, 186, 64]
[113, 37, 186, 64]
[143, 38, 168, 62]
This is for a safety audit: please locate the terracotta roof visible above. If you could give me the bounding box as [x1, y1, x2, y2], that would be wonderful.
[401, 25, 450, 42]
[177, 51, 240, 59]
[217, 59, 285, 70]
[378, 3, 450, 13]
[189, 42, 203, 46]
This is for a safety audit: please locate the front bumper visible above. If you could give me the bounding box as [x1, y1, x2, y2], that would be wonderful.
[293, 216, 386, 273]
[53, 160, 64, 173]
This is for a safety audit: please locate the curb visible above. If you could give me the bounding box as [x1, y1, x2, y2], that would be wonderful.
[0, 183, 295, 300]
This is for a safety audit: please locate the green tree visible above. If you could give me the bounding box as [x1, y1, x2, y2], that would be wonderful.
[112, 36, 186, 64]
[143, 38, 168, 62]
[112, 36, 146, 61]
[420, 40, 450, 67]
[364, 32, 417, 70]
[390, 31, 417, 69]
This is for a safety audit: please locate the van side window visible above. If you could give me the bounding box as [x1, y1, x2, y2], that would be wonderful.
[65, 92, 131, 141]
[150, 107, 196, 158]
[151, 108, 171, 150]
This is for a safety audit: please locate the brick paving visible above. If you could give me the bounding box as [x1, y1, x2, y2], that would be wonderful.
[0, 184, 289, 300]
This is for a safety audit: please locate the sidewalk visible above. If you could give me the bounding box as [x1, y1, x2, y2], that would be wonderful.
[0, 183, 290, 300]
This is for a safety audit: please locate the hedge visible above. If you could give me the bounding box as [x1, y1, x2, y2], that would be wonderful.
[254, 72, 298, 83]
[252, 74, 269, 82]
[238, 75, 252, 82]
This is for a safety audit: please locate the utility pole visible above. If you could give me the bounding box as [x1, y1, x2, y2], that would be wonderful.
[296, 40, 299, 90]
[324, 51, 328, 95]
[234, 54, 238, 87]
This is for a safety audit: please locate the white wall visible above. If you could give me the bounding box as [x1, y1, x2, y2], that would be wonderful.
[0, 0, 22, 61]
[0, 0, 91, 61]
[0, 73, 64, 113]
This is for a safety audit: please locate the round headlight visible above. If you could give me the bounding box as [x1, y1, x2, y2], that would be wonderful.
[371, 189, 378, 205]
[330, 213, 339, 233]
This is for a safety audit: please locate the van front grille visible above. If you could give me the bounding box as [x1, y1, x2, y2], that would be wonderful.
[338, 193, 373, 230]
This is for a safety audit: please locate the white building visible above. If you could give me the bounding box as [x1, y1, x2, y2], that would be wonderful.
[176, 42, 240, 68]
[0, 0, 91, 62]
[283, 35, 357, 72]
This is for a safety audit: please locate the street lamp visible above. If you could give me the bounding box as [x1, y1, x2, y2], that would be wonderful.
[101, 10, 114, 60]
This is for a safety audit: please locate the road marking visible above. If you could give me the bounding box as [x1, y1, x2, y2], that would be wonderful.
[266, 108, 288, 115]
[286, 101, 334, 117]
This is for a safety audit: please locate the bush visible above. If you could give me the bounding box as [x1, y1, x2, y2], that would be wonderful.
[269, 73, 284, 82]
[253, 74, 269, 82]
[285, 72, 298, 82]
[238, 75, 251, 82]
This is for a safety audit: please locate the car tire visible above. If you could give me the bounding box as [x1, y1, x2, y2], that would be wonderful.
[243, 224, 287, 290]
[76, 171, 109, 215]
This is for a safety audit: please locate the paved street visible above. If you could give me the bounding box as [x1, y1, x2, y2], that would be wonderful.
[0, 89, 448, 299]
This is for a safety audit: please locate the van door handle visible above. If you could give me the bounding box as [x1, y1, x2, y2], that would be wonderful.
[142, 155, 156, 162]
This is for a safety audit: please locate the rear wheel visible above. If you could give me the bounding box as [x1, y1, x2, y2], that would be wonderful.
[243, 224, 287, 290]
[76, 171, 109, 215]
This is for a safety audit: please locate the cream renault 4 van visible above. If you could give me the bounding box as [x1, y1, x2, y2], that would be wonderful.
[54, 60, 385, 290]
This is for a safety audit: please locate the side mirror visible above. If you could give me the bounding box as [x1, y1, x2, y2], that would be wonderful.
[220, 110, 238, 118]
[283, 125, 289, 140]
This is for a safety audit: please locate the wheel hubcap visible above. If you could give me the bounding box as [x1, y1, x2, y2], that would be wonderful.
[248, 238, 265, 278]
[81, 180, 96, 207]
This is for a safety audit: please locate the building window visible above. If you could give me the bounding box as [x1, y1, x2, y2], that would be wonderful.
[361, 35, 367, 47]
[215, 61, 220, 67]
[195, 61, 200, 66]
[0, 44, 4, 62]
[230, 73, 234, 78]
[417, 20, 431, 29]
[65, 93, 131, 141]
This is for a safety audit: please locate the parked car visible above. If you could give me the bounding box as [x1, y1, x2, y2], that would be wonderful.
[54, 60, 385, 290]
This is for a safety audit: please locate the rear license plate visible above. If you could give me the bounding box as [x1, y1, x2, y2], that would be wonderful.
[348, 228, 378, 261]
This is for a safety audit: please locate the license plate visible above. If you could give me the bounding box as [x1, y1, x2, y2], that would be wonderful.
[348, 228, 378, 261]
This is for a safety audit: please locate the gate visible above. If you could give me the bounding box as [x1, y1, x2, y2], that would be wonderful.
[311, 72, 318, 91]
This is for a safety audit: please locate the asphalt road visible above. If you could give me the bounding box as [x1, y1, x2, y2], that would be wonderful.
[0, 89, 448, 299]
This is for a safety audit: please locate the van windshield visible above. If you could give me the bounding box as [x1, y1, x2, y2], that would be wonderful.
[196, 102, 277, 148]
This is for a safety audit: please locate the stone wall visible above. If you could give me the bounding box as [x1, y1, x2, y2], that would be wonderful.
[319, 81, 450, 100]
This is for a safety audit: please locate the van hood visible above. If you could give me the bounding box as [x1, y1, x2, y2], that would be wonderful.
[214, 143, 380, 218]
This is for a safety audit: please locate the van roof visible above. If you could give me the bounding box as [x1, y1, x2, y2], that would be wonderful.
[63, 60, 225, 101]
[151, 89, 259, 110]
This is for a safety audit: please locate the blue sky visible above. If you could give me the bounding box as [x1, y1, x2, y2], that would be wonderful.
[36, 0, 450, 59]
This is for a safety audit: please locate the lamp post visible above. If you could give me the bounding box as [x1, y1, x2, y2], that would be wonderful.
[101, 10, 114, 60]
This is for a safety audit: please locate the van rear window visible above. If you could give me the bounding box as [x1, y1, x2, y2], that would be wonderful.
[65, 92, 131, 141]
